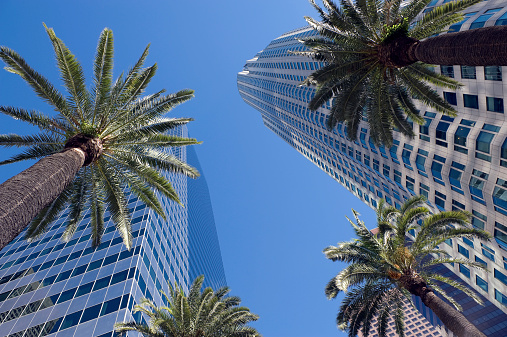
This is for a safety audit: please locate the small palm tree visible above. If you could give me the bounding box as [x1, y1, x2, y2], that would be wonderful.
[115, 275, 261, 337]
[325, 195, 491, 337]
[299, 0, 507, 146]
[0, 24, 199, 251]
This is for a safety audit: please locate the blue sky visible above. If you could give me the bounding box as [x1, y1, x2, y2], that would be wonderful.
[0, 1, 377, 336]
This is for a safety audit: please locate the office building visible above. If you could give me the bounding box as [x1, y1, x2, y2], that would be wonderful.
[0, 126, 226, 337]
[238, 0, 507, 335]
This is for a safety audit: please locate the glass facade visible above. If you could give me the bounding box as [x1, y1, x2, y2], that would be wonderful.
[237, 0, 507, 334]
[0, 126, 226, 336]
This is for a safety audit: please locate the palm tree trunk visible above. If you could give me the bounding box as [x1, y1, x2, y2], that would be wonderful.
[412, 25, 507, 66]
[400, 273, 485, 337]
[419, 290, 486, 337]
[0, 148, 85, 251]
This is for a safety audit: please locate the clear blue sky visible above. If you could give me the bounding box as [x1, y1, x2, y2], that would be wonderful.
[0, 1, 377, 336]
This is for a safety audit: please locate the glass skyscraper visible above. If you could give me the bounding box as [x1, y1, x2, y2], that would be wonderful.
[0, 126, 226, 337]
[238, 0, 507, 335]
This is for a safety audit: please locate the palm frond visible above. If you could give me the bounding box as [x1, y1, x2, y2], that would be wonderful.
[91, 28, 114, 124]
[44, 23, 89, 121]
[0, 46, 73, 125]
[97, 160, 132, 249]
[0, 106, 68, 133]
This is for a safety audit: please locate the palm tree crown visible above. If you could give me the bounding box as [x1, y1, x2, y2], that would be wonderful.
[115, 275, 261, 337]
[0, 24, 199, 249]
[325, 196, 491, 337]
[299, 0, 491, 146]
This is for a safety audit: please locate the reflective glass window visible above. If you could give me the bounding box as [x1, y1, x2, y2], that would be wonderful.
[469, 177, 485, 199]
[443, 92, 457, 105]
[476, 275, 488, 292]
[454, 125, 470, 146]
[436, 121, 450, 140]
[470, 8, 501, 29]
[487, 97, 504, 113]
[431, 162, 443, 180]
[495, 11, 507, 26]
[463, 94, 479, 109]
[476, 131, 494, 153]
[448, 12, 477, 32]
[449, 168, 462, 189]
[485, 65, 502, 80]
[60, 310, 83, 331]
[80, 303, 101, 324]
[461, 66, 476, 79]
[440, 65, 454, 78]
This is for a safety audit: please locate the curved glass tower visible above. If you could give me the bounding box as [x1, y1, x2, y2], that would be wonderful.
[0, 126, 226, 337]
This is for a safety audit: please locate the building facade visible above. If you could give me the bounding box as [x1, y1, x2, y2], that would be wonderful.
[238, 0, 507, 335]
[0, 126, 226, 337]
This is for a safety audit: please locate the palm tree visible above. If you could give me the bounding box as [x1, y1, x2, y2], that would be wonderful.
[0, 24, 199, 251]
[114, 275, 261, 337]
[325, 195, 491, 337]
[299, 0, 507, 146]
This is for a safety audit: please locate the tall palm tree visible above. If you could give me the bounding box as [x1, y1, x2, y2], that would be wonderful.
[325, 196, 491, 337]
[115, 275, 261, 337]
[299, 0, 507, 146]
[0, 24, 199, 251]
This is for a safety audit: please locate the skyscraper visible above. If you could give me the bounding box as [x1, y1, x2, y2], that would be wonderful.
[0, 126, 226, 337]
[238, 0, 507, 335]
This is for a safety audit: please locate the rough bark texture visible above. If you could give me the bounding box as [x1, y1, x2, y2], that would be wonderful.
[378, 35, 419, 68]
[400, 273, 486, 337]
[0, 148, 85, 251]
[65, 133, 103, 166]
[413, 25, 507, 66]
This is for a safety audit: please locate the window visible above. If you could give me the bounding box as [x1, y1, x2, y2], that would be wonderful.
[435, 190, 446, 210]
[496, 11, 507, 26]
[463, 237, 474, 248]
[436, 118, 451, 146]
[458, 244, 469, 258]
[449, 161, 464, 192]
[443, 92, 457, 105]
[476, 275, 488, 292]
[502, 138, 507, 168]
[419, 118, 432, 142]
[459, 265, 470, 278]
[394, 170, 402, 185]
[482, 243, 495, 261]
[406, 176, 415, 193]
[495, 222, 507, 249]
[448, 12, 477, 32]
[476, 131, 494, 161]
[485, 66, 502, 80]
[487, 97, 504, 113]
[416, 151, 427, 176]
[470, 8, 502, 30]
[454, 120, 474, 154]
[475, 255, 487, 266]
[495, 269, 507, 286]
[60, 310, 83, 331]
[495, 289, 507, 305]
[402, 149, 412, 168]
[80, 303, 102, 324]
[431, 161, 444, 185]
[470, 177, 486, 203]
[389, 143, 400, 164]
[440, 65, 454, 78]
[463, 94, 479, 109]
[419, 186, 429, 200]
[461, 66, 476, 79]
[472, 210, 487, 230]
